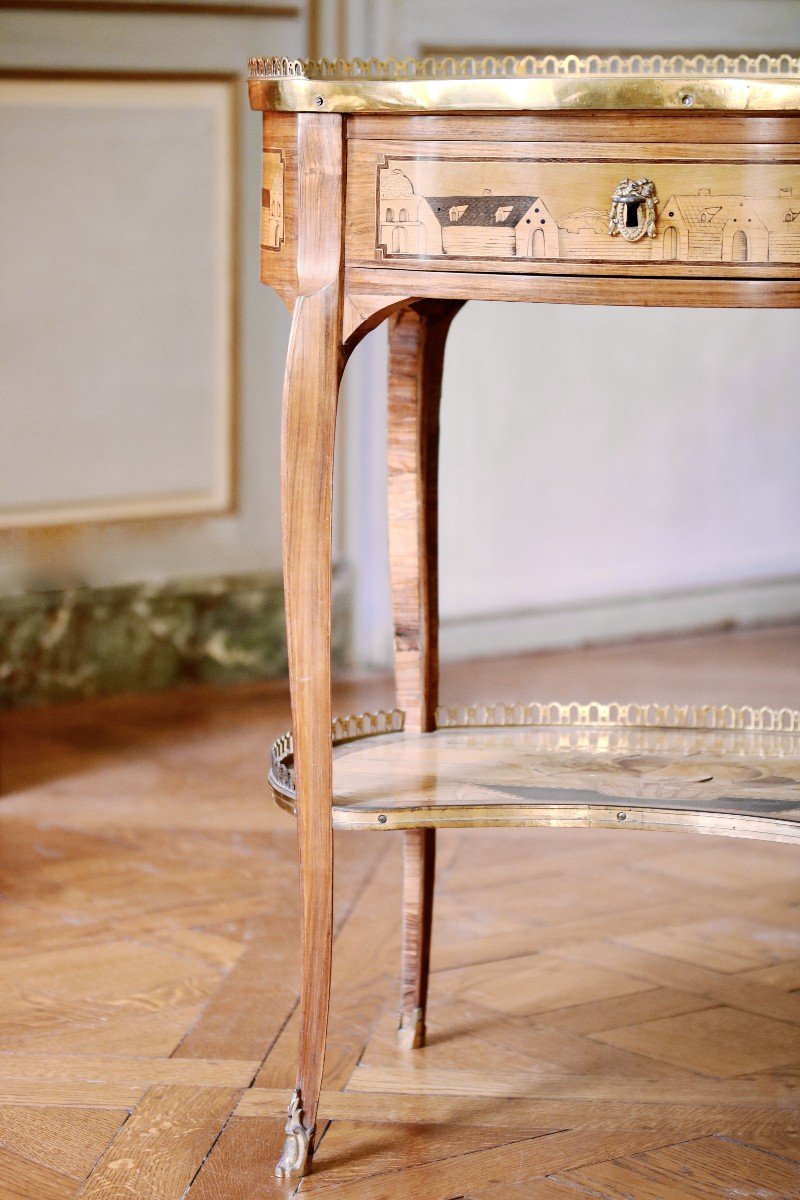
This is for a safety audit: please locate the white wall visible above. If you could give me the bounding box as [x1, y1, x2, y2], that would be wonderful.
[340, 0, 800, 666]
[439, 305, 800, 657]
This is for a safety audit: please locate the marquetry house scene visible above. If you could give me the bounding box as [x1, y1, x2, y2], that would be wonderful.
[379, 164, 800, 262]
[2, 3, 800, 1199]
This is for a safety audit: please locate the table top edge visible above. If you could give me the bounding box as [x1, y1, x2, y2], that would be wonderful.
[247, 53, 800, 113]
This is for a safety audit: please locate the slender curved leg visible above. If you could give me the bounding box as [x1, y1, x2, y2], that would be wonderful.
[275, 114, 344, 1180]
[399, 828, 437, 1048]
[388, 301, 463, 1050]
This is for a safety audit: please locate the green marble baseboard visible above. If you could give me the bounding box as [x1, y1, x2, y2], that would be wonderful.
[0, 568, 351, 708]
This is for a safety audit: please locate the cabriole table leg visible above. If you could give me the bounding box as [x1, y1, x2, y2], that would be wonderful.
[275, 112, 344, 1180]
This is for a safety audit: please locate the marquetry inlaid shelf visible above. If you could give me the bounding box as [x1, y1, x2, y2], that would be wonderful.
[270, 703, 800, 843]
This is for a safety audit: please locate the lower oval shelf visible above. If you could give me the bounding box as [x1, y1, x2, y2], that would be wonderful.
[269, 702, 800, 843]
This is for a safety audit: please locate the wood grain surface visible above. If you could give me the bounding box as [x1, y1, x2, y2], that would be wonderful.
[347, 135, 800, 275]
[74, 1085, 239, 1199]
[278, 110, 346, 1156]
[387, 301, 463, 1049]
[345, 113, 800, 145]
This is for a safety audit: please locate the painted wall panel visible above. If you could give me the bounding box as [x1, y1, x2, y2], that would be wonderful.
[0, 78, 233, 525]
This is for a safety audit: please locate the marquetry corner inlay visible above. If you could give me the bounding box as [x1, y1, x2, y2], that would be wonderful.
[261, 146, 285, 252]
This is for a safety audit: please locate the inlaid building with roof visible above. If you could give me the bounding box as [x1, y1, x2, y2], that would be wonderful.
[378, 168, 558, 258]
[653, 186, 800, 262]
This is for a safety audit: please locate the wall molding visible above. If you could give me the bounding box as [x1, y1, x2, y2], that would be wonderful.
[0, 566, 351, 707]
[0, 3, 299, 16]
[0, 74, 237, 530]
[440, 575, 800, 661]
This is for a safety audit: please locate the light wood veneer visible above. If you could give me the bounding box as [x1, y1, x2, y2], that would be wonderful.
[249, 57, 800, 1179]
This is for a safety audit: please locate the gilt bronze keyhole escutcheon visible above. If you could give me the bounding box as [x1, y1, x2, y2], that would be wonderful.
[608, 177, 659, 241]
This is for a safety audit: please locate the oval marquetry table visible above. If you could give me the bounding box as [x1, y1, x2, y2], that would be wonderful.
[247, 54, 800, 1179]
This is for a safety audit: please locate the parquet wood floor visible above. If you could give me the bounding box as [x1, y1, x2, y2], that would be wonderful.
[0, 625, 798, 1198]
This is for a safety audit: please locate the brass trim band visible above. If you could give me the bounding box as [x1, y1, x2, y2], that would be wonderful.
[268, 699, 800, 801]
[248, 53, 800, 81]
[270, 708, 404, 799]
[248, 77, 800, 115]
[248, 53, 800, 113]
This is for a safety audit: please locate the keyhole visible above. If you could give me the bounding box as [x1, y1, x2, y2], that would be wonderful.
[625, 201, 640, 228]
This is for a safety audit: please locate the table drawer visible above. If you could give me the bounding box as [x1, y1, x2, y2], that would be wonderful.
[346, 140, 800, 275]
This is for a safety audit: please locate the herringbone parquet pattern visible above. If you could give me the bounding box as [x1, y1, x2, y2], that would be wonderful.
[0, 627, 798, 1198]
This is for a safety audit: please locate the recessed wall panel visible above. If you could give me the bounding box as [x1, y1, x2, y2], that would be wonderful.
[0, 77, 234, 527]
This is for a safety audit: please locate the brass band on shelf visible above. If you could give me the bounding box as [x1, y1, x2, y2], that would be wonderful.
[269, 708, 404, 800]
[268, 700, 800, 803]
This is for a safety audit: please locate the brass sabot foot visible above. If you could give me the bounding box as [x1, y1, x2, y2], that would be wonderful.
[274, 1088, 314, 1179]
[398, 1006, 426, 1050]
